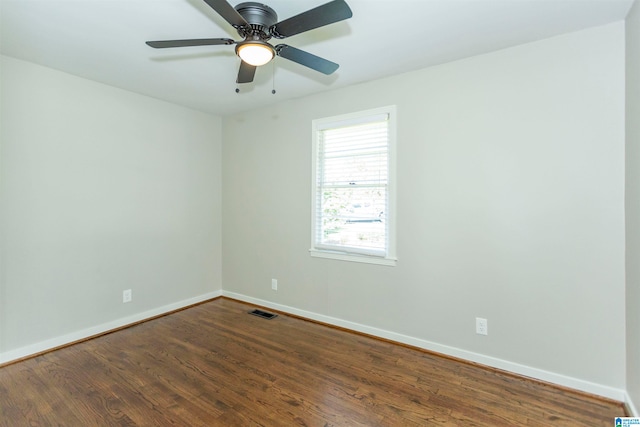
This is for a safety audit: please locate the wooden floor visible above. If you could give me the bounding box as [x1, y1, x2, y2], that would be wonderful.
[0, 298, 627, 426]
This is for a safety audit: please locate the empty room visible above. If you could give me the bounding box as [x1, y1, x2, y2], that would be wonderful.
[1, 0, 639, 425]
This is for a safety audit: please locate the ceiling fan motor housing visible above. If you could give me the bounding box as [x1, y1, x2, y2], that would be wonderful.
[235, 2, 278, 40]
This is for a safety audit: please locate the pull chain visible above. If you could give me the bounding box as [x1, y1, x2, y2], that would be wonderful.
[234, 61, 276, 94]
[271, 60, 276, 95]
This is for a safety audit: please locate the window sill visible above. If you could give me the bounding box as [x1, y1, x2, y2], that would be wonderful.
[309, 248, 397, 266]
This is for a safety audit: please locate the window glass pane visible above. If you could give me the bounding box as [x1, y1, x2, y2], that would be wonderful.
[319, 186, 387, 252]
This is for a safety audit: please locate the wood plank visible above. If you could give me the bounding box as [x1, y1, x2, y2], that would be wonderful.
[0, 298, 627, 426]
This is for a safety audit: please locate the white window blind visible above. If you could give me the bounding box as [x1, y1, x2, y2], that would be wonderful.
[311, 106, 396, 265]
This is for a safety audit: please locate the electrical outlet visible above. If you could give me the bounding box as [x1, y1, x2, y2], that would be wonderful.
[476, 317, 488, 335]
[271, 279, 278, 291]
[123, 289, 132, 303]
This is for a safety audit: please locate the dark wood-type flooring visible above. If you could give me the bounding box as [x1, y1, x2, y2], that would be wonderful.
[0, 298, 627, 426]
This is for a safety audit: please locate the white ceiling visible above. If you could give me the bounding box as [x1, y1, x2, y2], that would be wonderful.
[1, 0, 633, 116]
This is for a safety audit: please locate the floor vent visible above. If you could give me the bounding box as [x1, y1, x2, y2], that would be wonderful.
[248, 309, 278, 320]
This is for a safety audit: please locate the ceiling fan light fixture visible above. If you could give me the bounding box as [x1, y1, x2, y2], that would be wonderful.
[236, 41, 275, 66]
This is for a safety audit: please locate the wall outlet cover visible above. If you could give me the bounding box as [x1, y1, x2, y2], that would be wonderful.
[476, 317, 488, 335]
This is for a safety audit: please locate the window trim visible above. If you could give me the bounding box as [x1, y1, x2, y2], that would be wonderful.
[310, 105, 397, 267]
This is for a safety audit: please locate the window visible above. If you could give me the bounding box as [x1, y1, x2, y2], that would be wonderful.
[310, 106, 396, 266]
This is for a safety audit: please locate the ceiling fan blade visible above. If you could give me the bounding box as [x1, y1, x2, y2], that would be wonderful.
[276, 44, 338, 75]
[271, 0, 352, 38]
[146, 38, 234, 48]
[237, 61, 257, 84]
[202, 0, 248, 28]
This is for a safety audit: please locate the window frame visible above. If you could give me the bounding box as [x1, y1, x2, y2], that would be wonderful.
[310, 105, 397, 266]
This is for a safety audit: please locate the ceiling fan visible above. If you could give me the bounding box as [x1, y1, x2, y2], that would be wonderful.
[146, 0, 353, 85]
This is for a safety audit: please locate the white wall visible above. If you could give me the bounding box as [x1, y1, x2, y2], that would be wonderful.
[0, 56, 223, 360]
[222, 22, 626, 398]
[0, 18, 629, 404]
[626, 0, 640, 415]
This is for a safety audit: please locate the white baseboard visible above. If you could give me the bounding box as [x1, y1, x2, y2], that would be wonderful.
[2, 289, 629, 406]
[223, 290, 628, 403]
[0, 290, 222, 365]
[626, 391, 639, 417]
